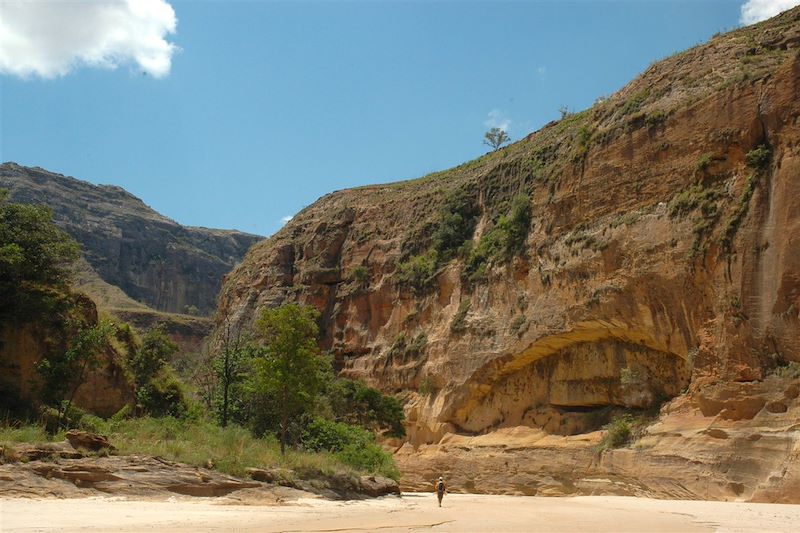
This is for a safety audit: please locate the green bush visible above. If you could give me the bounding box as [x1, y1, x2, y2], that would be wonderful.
[136, 367, 190, 418]
[720, 174, 759, 255]
[417, 376, 437, 396]
[301, 417, 398, 478]
[326, 379, 405, 438]
[431, 189, 479, 257]
[668, 183, 722, 219]
[450, 300, 471, 333]
[395, 250, 438, 293]
[745, 145, 771, 170]
[598, 414, 634, 450]
[696, 153, 715, 173]
[126, 324, 189, 418]
[386, 332, 427, 364]
[644, 110, 667, 128]
[462, 194, 531, 283]
[349, 265, 369, 285]
[619, 89, 649, 117]
[301, 417, 371, 453]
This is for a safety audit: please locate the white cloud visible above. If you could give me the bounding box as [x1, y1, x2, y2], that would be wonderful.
[280, 215, 293, 225]
[484, 109, 511, 132]
[740, 0, 800, 25]
[0, 0, 178, 79]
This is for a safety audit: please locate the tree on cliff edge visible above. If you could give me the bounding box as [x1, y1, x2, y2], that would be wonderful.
[250, 303, 328, 455]
[484, 127, 510, 151]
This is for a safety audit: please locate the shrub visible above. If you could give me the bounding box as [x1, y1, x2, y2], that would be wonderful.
[619, 89, 649, 117]
[509, 315, 527, 336]
[598, 414, 635, 450]
[696, 153, 715, 173]
[772, 361, 800, 379]
[450, 300, 471, 333]
[301, 418, 371, 453]
[301, 418, 398, 478]
[745, 145, 771, 170]
[644, 110, 667, 129]
[462, 195, 531, 283]
[668, 184, 721, 219]
[326, 379, 405, 438]
[720, 174, 759, 255]
[417, 376, 437, 396]
[127, 325, 189, 418]
[395, 250, 438, 293]
[349, 265, 369, 285]
[136, 367, 190, 419]
[431, 189, 480, 257]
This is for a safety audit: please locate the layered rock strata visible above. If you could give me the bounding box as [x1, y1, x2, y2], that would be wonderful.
[0, 163, 262, 316]
[216, 9, 800, 501]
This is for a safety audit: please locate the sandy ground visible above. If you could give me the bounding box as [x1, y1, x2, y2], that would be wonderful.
[3, 493, 800, 532]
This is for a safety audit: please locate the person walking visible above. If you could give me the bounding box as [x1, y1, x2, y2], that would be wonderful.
[435, 476, 446, 507]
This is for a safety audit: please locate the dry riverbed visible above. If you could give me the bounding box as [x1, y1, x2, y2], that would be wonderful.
[3, 493, 800, 532]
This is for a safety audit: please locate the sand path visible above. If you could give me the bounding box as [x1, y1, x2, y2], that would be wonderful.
[3, 493, 800, 532]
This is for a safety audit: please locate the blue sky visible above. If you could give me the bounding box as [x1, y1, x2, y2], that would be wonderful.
[0, 1, 783, 236]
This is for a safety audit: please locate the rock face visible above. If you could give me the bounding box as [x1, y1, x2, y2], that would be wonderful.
[0, 297, 132, 417]
[0, 439, 398, 501]
[214, 9, 800, 502]
[0, 164, 262, 316]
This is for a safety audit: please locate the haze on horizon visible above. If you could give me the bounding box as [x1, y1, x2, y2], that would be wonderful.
[1, 0, 797, 236]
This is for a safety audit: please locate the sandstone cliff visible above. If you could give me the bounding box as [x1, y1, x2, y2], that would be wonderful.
[0, 295, 132, 418]
[0, 163, 262, 316]
[217, 9, 800, 501]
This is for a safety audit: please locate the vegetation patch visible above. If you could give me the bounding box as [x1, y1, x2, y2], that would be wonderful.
[396, 188, 479, 293]
[695, 152, 726, 174]
[597, 414, 635, 451]
[387, 332, 428, 364]
[719, 146, 771, 255]
[417, 376, 437, 396]
[644, 110, 668, 129]
[395, 249, 439, 293]
[745, 145, 771, 170]
[349, 265, 369, 286]
[462, 194, 532, 284]
[720, 174, 759, 255]
[770, 361, 800, 379]
[450, 299, 471, 333]
[619, 89, 650, 117]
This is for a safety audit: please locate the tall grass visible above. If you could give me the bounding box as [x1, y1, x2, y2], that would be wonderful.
[0, 417, 399, 481]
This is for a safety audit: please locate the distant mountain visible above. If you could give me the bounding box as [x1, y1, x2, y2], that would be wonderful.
[0, 163, 262, 317]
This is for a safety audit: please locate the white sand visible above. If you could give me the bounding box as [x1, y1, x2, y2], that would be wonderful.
[2, 493, 800, 532]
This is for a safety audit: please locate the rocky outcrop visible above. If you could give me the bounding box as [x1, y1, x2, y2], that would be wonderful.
[0, 454, 266, 499]
[397, 374, 800, 502]
[0, 164, 262, 316]
[0, 298, 132, 418]
[247, 467, 400, 500]
[214, 8, 800, 502]
[0, 438, 398, 501]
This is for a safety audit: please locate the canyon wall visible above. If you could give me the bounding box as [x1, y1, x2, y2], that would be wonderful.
[216, 10, 800, 501]
[0, 164, 262, 316]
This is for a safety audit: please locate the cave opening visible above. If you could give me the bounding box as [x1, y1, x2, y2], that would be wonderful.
[455, 339, 690, 436]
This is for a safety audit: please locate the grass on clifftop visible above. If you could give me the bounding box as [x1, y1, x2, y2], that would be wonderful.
[0, 417, 399, 482]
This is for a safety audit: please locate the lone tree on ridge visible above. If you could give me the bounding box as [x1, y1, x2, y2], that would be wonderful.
[484, 127, 510, 151]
